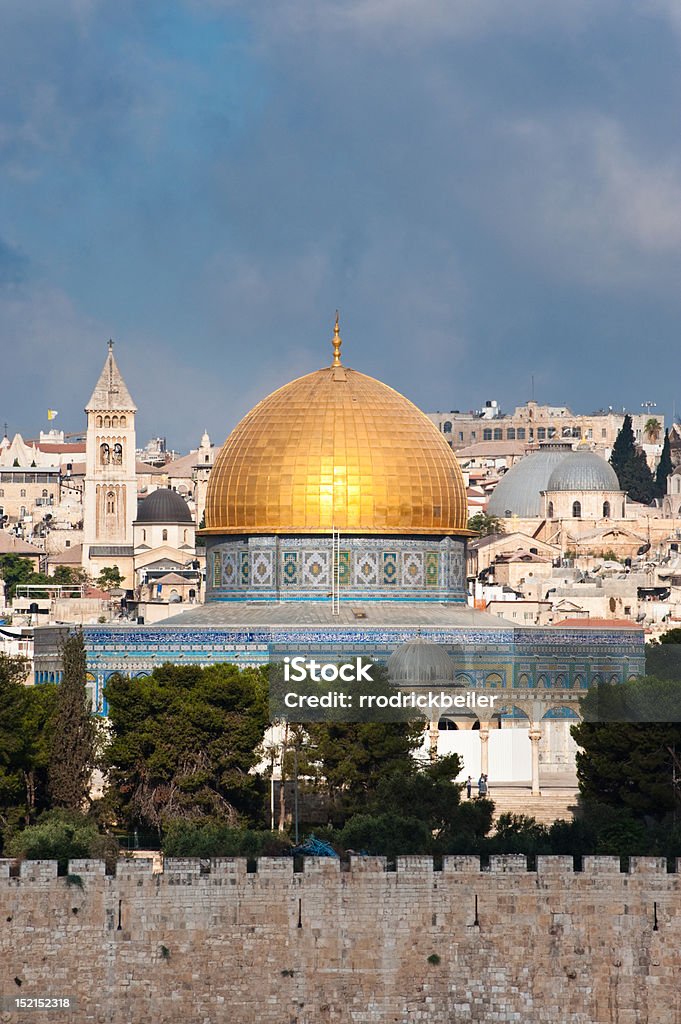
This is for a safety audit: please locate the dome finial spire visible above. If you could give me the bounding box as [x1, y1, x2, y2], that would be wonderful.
[332, 310, 342, 366]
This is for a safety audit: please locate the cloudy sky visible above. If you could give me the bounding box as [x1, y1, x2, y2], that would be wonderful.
[2, 0, 681, 449]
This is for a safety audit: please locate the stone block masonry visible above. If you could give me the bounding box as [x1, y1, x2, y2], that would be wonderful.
[0, 856, 680, 1023]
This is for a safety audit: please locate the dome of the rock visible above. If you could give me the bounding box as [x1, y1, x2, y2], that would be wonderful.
[204, 323, 468, 536]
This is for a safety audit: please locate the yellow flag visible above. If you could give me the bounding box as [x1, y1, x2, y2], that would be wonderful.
[47, 409, 58, 420]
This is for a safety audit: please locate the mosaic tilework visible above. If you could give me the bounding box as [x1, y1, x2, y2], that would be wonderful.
[251, 550, 274, 587]
[402, 552, 424, 587]
[303, 551, 330, 586]
[221, 551, 237, 587]
[283, 551, 298, 585]
[206, 535, 468, 602]
[355, 552, 379, 585]
[212, 552, 221, 588]
[383, 551, 397, 585]
[337, 550, 351, 587]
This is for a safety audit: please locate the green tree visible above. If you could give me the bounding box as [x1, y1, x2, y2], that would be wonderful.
[48, 631, 98, 811]
[655, 429, 673, 498]
[644, 417, 662, 443]
[467, 512, 505, 536]
[0, 655, 57, 842]
[51, 566, 92, 588]
[97, 565, 124, 590]
[103, 663, 269, 831]
[609, 414, 656, 504]
[6, 810, 119, 872]
[572, 677, 681, 821]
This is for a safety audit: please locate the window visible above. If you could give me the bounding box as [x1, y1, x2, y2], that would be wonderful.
[471, 431, 477, 440]
[483, 428, 492, 441]
[183, 529, 188, 542]
[493, 428, 502, 440]
[0, 489, 3, 497]
[572, 500, 581, 518]
[602, 501, 610, 518]
[104, 416, 111, 428]
[100, 443, 110, 465]
[106, 491, 116, 514]
[537, 427, 546, 440]
[162, 529, 168, 541]
[443, 421, 452, 434]
[547, 501, 554, 518]
[205, 454, 210, 463]
[142, 529, 146, 541]
[548, 427, 556, 438]
[112, 416, 119, 427]
[96, 415, 102, 427]
[506, 428, 516, 440]
[42, 489, 48, 498]
[120, 415, 127, 427]
[65, 540, 70, 547]
[112, 442, 123, 465]
[458, 431, 464, 442]
[602, 428, 607, 438]
[517, 428, 525, 440]
[20, 489, 26, 497]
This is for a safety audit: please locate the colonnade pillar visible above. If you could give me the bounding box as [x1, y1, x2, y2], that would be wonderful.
[529, 724, 542, 796]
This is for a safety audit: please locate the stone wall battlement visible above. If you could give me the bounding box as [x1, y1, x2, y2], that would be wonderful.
[0, 853, 678, 880]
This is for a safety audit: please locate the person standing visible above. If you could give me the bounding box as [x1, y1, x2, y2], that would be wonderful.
[478, 774, 487, 798]
[466, 775, 473, 799]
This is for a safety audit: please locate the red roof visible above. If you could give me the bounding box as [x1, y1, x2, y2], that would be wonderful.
[36, 443, 86, 454]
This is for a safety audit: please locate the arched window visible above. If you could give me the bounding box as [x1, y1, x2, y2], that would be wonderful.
[162, 528, 168, 541]
[572, 500, 581, 518]
[100, 443, 110, 466]
[506, 428, 516, 440]
[141, 529, 146, 541]
[20, 489, 26, 498]
[112, 443, 123, 465]
[204, 454, 209, 463]
[96, 415, 102, 427]
[183, 529, 188, 542]
[104, 416, 111, 428]
[120, 415, 127, 427]
[443, 421, 452, 434]
[547, 501, 554, 519]
[42, 489, 48, 497]
[106, 491, 116, 514]
[603, 501, 610, 518]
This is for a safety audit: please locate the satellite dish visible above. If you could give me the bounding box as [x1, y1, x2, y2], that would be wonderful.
[637, 543, 651, 555]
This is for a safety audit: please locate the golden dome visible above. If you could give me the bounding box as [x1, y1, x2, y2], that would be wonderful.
[204, 324, 468, 536]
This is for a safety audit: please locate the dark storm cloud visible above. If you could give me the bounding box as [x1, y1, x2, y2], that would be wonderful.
[1, 0, 681, 446]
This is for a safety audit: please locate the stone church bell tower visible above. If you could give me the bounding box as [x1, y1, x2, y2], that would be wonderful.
[82, 341, 137, 584]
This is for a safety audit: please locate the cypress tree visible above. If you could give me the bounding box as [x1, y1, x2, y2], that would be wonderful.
[655, 429, 673, 498]
[610, 414, 656, 504]
[48, 631, 97, 811]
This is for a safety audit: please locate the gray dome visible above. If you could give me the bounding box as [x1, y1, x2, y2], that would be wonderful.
[136, 487, 193, 524]
[487, 446, 572, 519]
[546, 451, 620, 492]
[387, 637, 454, 685]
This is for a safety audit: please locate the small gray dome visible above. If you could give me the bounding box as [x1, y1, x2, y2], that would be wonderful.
[487, 445, 571, 519]
[387, 637, 454, 685]
[136, 487, 193, 524]
[546, 451, 620, 492]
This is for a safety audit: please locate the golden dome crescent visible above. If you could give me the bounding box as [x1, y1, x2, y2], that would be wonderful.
[203, 320, 469, 536]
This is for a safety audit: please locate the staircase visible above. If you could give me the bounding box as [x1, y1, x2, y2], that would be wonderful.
[478, 779, 580, 825]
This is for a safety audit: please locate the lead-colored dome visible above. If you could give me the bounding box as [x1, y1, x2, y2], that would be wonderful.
[136, 487, 193, 524]
[487, 444, 572, 519]
[204, 326, 468, 536]
[546, 450, 620, 492]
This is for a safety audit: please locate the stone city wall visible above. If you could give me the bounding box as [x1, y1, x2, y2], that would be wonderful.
[0, 855, 680, 1024]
